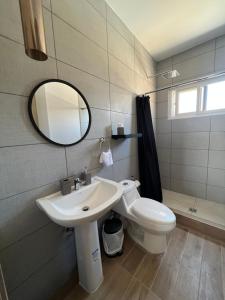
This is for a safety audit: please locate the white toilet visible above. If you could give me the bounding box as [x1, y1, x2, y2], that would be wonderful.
[113, 180, 176, 254]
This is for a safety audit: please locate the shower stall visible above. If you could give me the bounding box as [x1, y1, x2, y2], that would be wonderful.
[149, 67, 225, 235]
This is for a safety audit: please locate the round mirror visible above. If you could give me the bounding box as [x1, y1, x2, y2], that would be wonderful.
[28, 79, 91, 146]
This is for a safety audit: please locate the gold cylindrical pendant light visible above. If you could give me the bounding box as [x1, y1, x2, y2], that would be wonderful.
[19, 0, 48, 61]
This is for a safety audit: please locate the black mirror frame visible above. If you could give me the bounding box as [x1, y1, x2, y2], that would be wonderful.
[28, 79, 92, 147]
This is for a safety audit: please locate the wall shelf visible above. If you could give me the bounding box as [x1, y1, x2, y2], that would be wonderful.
[111, 133, 142, 140]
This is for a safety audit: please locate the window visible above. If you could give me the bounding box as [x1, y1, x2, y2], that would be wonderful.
[177, 88, 198, 114]
[169, 78, 225, 119]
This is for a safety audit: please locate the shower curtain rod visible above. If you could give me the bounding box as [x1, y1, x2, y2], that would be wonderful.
[142, 70, 225, 96]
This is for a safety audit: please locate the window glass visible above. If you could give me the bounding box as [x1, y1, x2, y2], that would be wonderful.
[177, 88, 197, 114]
[206, 80, 225, 111]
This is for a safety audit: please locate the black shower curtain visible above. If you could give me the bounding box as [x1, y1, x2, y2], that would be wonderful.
[136, 95, 162, 202]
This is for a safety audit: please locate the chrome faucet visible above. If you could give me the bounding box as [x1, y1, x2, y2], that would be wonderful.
[74, 177, 81, 190]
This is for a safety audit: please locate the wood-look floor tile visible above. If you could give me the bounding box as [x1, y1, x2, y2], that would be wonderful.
[98, 264, 132, 300]
[172, 267, 200, 300]
[170, 232, 204, 300]
[180, 232, 204, 275]
[122, 244, 146, 275]
[198, 239, 224, 300]
[134, 253, 163, 288]
[151, 260, 180, 300]
[163, 227, 188, 266]
[122, 278, 160, 300]
[151, 227, 188, 300]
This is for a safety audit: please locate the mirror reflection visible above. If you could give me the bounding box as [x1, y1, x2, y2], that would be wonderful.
[29, 81, 91, 145]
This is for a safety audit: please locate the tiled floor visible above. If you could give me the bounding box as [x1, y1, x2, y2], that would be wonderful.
[63, 227, 225, 300]
[163, 189, 225, 229]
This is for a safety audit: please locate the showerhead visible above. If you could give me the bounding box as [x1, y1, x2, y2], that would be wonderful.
[162, 70, 180, 79]
[148, 69, 180, 80]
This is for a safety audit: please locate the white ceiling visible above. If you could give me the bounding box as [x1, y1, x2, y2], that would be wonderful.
[106, 0, 225, 61]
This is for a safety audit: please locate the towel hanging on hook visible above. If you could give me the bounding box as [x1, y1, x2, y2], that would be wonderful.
[99, 137, 113, 167]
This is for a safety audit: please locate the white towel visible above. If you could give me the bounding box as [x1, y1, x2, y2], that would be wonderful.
[99, 149, 113, 167]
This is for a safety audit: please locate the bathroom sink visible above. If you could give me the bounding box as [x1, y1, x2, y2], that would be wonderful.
[36, 176, 123, 293]
[36, 176, 123, 227]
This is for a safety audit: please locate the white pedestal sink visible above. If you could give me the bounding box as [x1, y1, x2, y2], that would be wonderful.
[36, 177, 123, 293]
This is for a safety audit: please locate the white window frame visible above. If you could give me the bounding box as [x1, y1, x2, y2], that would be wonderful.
[169, 76, 225, 119]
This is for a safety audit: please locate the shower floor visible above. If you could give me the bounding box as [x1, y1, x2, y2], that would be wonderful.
[163, 189, 225, 230]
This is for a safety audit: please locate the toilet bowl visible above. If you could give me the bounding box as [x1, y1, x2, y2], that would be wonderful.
[113, 180, 176, 254]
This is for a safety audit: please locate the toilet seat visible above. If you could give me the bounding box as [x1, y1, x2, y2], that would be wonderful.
[131, 197, 175, 225]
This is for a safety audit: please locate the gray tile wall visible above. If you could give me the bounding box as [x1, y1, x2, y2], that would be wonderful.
[0, 1, 156, 299]
[156, 36, 225, 204]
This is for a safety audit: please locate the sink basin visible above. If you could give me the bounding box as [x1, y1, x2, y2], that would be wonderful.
[37, 176, 123, 227]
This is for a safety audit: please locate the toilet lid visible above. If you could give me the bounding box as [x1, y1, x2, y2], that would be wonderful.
[131, 198, 175, 224]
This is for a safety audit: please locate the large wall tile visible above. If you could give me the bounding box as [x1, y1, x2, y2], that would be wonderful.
[211, 115, 225, 131]
[0, 222, 73, 292]
[58, 62, 110, 110]
[9, 243, 75, 300]
[87, 0, 106, 18]
[111, 138, 137, 161]
[0, 144, 67, 199]
[109, 55, 134, 92]
[172, 117, 210, 132]
[110, 84, 136, 114]
[156, 119, 171, 133]
[159, 162, 170, 177]
[111, 111, 137, 135]
[171, 164, 207, 183]
[172, 132, 209, 150]
[91, 165, 113, 180]
[134, 72, 153, 95]
[0, 183, 59, 251]
[66, 139, 101, 176]
[207, 185, 225, 204]
[52, 0, 107, 50]
[216, 34, 225, 48]
[42, 0, 51, 10]
[134, 39, 155, 78]
[106, 5, 134, 47]
[157, 148, 171, 163]
[161, 176, 171, 189]
[0, 93, 44, 147]
[207, 168, 225, 188]
[156, 101, 168, 118]
[112, 156, 138, 182]
[171, 149, 208, 167]
[157, 58, 172, 70]
[156, 90, 169, 103]
[210, 132, 225, 150]
[215, 46, 225, 72]
[173, 51, 214, 83]
[156, 133, 171, 148]
[0, 37, 57, 96]
[208, 150, 225, 169]
[0, 2, 55, 58]
[43, 9, 56, 58]
[171, 179, 206, 199]
[172, 40, 215, 65]
[86, 108, 111, 139]
[53, 16, 108, 80]
[0, 0, 23, 43]
[108, 24, 134, 69]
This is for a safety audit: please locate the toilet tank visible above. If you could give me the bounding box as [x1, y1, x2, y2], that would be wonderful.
[113, 180, 140, 217]
[120, 180, 140, 206]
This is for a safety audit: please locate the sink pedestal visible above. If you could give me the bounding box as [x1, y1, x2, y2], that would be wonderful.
[75, 220, 103, 293]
